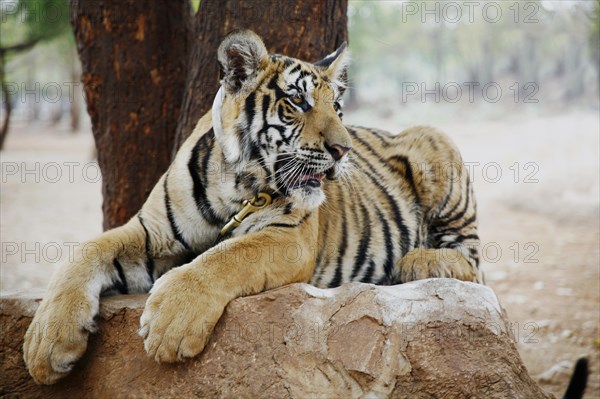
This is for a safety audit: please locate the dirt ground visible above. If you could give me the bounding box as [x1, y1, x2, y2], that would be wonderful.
[1, 111, 599, 398]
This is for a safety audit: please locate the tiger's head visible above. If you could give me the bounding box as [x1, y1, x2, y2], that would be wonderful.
[212, 30, 352, 210]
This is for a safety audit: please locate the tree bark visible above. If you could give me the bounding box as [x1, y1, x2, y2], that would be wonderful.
[173, 0, 348, 152]
[69, 44, 81, 133]
[71, 0, 192, 230]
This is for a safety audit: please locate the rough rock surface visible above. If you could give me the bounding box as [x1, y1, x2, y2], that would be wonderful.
[0, 279, 553, 398]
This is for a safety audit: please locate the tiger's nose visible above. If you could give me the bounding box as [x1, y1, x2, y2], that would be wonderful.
[325, 143, 351, 161]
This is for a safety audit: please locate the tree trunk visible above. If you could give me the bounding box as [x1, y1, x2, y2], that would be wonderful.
[173, 0, 348, 151]
[71, 0, 192, 230]
[69, 45, 81, 133]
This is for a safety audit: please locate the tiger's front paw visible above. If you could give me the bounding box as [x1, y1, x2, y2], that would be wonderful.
[397, 248, 483, 284]
[23, 289, 96, 385]
[139, 266, 227, 363]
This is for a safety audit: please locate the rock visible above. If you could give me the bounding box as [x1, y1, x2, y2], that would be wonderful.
[0, 279, 553, 398]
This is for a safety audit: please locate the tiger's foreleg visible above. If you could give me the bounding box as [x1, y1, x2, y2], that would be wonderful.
[23, 214, 165, 384]
[139, 215, 318, 363]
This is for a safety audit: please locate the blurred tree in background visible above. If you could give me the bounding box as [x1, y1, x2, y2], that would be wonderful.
[591, 0, 600, 88]
[0, 0, 71, 149]
[346, 1, 599, 119]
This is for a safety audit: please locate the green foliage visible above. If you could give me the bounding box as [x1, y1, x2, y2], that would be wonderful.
[594, 0, 600, 32]
[1, 0, 71, 49]
[191, 0, 200, 13]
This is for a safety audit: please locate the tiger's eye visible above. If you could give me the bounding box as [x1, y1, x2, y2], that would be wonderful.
[288, 94, 311, 112]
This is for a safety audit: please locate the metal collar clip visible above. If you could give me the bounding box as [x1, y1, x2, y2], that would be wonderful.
[218, 192, 272, 238]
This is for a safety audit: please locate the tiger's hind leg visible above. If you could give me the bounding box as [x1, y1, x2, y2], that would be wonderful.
[393, 126, 483, 284]
[397, 248, 482, 283]
[396, 174, 483, 284]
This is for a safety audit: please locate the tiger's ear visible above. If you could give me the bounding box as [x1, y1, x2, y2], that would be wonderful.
[218, 30, 268, 94]
[315, 42, 349, 94]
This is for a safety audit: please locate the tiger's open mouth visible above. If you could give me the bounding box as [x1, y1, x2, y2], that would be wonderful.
[286, 172, 326, 189]
[274, 157, 337, 193]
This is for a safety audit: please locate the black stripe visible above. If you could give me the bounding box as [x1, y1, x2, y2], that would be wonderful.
[438, 165, 455, 215]
[374, 205, 395, 283]
[283, 203, 293, 215]
[439, 178, 471, 225]
[373, 133, 390, 148]
[112, 259, 129, 294]
[329, 190, 348, 288]
[288, 64, 301, 74]
[264, 223, 301, 229]
[282, 57, 294, 67]
[245, 92, 256, 131]
[439, 174, 469, 221]
[278, 99, 293, 125]
[369, 128, 392, 148]
[455, 234, 479, 243]
[297, 70, 312, 81]
[388, 154, 420, 205]
[188, 130, 224, 226]
[360, 260, 377, 283]
[351, 199, 371, 280]
[352, 127, 395, 145]
[138, 214, 155, 283]
[314, 190, 334, 287]
[432, 232, 478, 248]
[262, 94, 272, 127]
[446, 239, 480, 267]
[264, 213, 311, 230]
[268, 74, 288, 100]
[248, 141, 267, 168]
[434, 214, 476, 234]
[470, 249, 480, 267]
[164, 175, 192, 250]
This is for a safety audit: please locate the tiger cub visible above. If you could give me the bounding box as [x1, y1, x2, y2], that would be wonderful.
[23, 30, 482, 384]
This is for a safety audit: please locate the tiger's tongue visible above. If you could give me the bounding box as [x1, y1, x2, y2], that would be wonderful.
[290, 173, 325, 188]
[300, 173, 325, 183]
